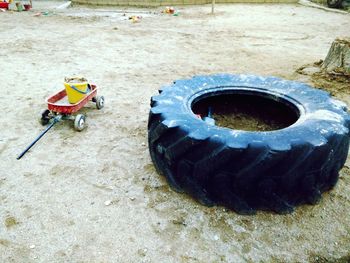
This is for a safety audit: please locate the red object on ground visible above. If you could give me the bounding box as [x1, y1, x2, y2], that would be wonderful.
[0, 2, 9, 9]
[46, 84, 98, 114]
[23, 4, 31, 11]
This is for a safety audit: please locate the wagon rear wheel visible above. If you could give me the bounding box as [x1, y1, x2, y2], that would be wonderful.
[95, 96, 105, 110]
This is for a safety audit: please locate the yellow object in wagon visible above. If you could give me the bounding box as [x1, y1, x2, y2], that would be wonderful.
[64, 81, 89, 104]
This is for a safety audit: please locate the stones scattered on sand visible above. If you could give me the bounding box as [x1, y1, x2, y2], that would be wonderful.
[4, 216, 19, 228]
[104, 200, 112, 206]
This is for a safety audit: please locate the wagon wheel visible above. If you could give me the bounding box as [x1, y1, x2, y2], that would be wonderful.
[95, 96, 105, 110]
[40, 109, 51, 126]
[74, 114, 86, 131]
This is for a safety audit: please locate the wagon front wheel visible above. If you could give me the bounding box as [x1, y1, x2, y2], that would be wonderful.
[96, 96, 105, 110]
[40, 109, 51, 126]
[74, 114, 86, 131]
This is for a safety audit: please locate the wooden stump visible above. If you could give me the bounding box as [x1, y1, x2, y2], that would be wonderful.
[322, 38, 350, 74]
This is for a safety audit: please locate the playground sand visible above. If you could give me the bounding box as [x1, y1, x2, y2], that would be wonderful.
[0, 2, 350, 262]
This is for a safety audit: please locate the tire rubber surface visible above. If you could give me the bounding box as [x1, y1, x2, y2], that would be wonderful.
[148, 74, 350, 214]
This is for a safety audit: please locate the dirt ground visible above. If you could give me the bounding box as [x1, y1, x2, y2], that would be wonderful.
[1, 2, 350, 262]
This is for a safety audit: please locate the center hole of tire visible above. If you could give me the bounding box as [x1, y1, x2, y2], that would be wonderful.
[192, 92, 300, 131]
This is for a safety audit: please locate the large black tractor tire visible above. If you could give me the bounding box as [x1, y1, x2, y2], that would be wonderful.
[148, 74, 350, 214]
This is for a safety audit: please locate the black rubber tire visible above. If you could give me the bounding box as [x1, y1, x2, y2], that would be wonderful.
[327, 0, 342, 8]
[96, 96, 105, 110]
[148, 74, 350, 214]
[40, 109, 50, 126]
[74, 114, 86, 131]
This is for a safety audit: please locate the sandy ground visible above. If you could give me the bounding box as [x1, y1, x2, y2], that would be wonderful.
[1, 2, 350, 262]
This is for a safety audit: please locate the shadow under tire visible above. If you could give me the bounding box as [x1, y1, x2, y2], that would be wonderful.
[148, 74, 350, 214]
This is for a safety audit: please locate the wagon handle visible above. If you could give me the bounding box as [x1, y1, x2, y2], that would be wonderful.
[17, 115, 62, 160]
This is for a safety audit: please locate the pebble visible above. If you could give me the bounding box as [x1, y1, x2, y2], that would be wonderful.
[141, 142, 146, 146]
[130, 197, 136, 201]
[214, 235, 219, 241]
[30, 245, 36, 249]
[104, 200, 112, 206]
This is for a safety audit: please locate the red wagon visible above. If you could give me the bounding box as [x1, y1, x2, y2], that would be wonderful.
[17, 83, 105, 159]
[41, 84, 104, 131]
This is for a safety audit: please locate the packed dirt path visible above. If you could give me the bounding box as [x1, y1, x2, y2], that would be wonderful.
[0, 2, 350, 262]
